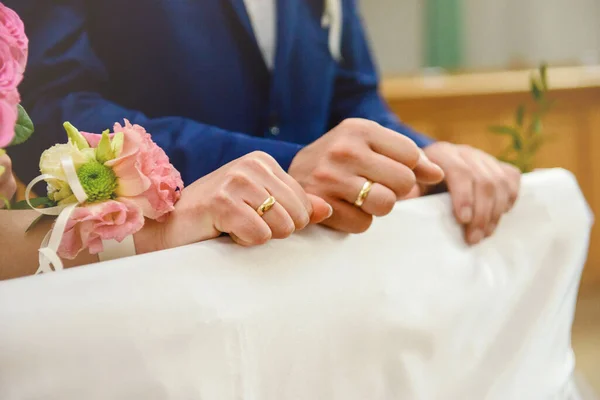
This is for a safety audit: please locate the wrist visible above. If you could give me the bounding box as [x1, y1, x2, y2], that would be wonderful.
[133, 218, 167, 255]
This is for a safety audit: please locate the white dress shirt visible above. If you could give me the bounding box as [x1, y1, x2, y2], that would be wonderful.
[242, 0, 342, 70]
[243, 0, 277, 70]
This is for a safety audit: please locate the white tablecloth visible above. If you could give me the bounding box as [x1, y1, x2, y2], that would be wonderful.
[0, 169, 593, 400]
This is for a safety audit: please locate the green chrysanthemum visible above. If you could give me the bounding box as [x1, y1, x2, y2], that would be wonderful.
[77, 161, 118, 203]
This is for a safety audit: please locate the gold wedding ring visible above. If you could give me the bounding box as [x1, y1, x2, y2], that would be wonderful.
[257, 196, 277, 216]
[354, 180, 373, 207]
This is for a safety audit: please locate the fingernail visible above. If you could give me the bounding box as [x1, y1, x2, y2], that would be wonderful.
[326, 204, 334, 218]
[469, 229, 484, 245]
[459, 207, 473, 223]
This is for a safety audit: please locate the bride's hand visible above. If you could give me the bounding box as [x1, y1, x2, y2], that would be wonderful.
[0, 153, 16, 206]
[138, 152, 333, 251]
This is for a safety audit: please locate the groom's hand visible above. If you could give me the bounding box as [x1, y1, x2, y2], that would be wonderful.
[288, 118, 444, 233]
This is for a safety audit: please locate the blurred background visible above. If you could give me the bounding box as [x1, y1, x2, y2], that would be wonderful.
[362, 0, 599, 73]
[360, 0, 600, 391]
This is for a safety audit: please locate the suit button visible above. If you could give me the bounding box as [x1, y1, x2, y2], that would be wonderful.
[269, 126, 280, 136]
[268, 112, 280, 136]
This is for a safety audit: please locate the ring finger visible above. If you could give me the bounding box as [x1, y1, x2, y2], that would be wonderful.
[345, 177, 397, 217]
[242, 185, 297, 240]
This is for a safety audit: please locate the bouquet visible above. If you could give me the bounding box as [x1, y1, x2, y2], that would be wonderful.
[22, 120, 184, 272]
[0, 2, 34, 204]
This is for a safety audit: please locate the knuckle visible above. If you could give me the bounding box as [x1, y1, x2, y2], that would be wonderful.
[351, 215, 374, 234]
[312, 165, 339, 184]
[224, 170, 255, 188]
[252, 151, 277, 165]
[394, 170, 417, 195]
[453, 163, 472, 178]
[213, 188, 236, 209]
[239, 218, 271, 245]
[253, 231, 272, 245]
[341, 118, 378, 137]
[294, 211, 310, 230]
[371, 193, 396, 216]
[328, 141, 362, 163]
[476, 175, 496, 195]
[505, 164, 522, 182]
[341, 118, 366, 129]
[238, 154, 268, 171]
[404, 146, 421, 169]
[457, 144, 475, 154]
[277, 221, 296, 238]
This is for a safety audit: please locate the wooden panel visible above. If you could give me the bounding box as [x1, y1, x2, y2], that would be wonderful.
[385, 80, 600, 291]
[382, 66, 600, 100]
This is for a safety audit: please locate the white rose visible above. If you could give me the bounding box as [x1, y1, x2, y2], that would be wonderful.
[40, 142, 95, 180]
[40, 142, 95, 202]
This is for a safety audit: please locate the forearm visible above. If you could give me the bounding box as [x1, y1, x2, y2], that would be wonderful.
[0, 210, 97, 280]
[12, 94, 302, 185]
[0, 211, 170, 281]
[330, 0, 433, 148]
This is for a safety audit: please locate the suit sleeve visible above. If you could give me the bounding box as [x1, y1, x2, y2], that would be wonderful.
[7, 0, 302, 185]
[329, 0, 434, 148]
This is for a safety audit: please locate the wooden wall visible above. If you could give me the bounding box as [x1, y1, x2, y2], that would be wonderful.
[382, 67, 600, 291]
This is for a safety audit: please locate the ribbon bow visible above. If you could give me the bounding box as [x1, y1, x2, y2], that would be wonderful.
[25, 156, 88, 274]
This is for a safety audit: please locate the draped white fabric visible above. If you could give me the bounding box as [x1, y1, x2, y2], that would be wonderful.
[0, 169, 592, 400]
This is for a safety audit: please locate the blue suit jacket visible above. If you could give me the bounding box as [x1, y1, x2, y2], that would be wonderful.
[8, 0, 432, 185]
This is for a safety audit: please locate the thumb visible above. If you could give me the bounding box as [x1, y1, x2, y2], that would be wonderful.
[307, 194, 333, 224]
[413, 150, 445, 185]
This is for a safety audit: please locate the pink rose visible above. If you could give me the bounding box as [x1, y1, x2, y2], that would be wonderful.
[58, 198, 144, 259]
[0, 93, 17, 147]
[0, 37, 21, 95]
[0, 4, 27, 148]
[82, 120, 184, 221]
[0, 3, 27, 72]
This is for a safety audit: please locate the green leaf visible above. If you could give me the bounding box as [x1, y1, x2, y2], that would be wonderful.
[530, 78, 543, 101]
[63, 122, 90, 149]
[531, 117, 542, 134]
[0, 194, 10, 209]
[489, 125, 520, 136]
[498, 155, 517, 165]
[9, 105, 35, 146]
[540, 98, 556, 113]
[11, 196, 55, 210]
[529, 135, 545, 153]
[515, 105, 525, 127]
[25, 214, 55, 233]
[489, 125, 523, 150]
[96, 130, 115, 164]
[111, 132, 124, 157]
[540, 63, 548, 90]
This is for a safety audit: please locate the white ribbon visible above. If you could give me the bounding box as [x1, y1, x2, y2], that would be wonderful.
[322, 0, 343, 63]
[26, 156, 88, 274]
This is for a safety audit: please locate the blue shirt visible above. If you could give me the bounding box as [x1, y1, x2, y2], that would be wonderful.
[8, 0, 432, 185]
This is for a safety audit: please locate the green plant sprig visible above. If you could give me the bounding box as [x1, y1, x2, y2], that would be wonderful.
[489, 64, 554, 173]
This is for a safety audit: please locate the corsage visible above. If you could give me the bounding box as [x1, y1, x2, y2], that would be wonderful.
[24, 120, 183, 273]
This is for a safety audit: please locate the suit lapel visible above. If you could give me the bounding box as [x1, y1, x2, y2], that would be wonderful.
[273, 0, 300, 75]
[226, 0, 256, 40]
